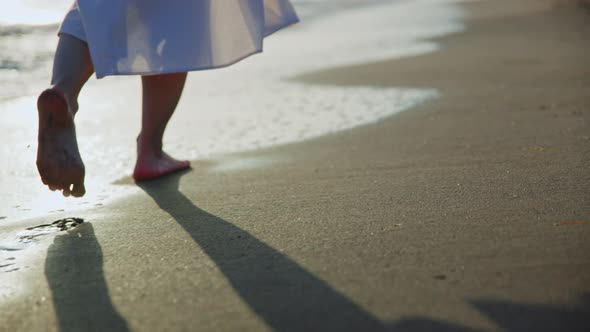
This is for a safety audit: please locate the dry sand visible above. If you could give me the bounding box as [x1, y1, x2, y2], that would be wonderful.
[2, 0, 589, 331]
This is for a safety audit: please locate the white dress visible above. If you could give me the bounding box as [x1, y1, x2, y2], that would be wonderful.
[59, 0, 299, 78]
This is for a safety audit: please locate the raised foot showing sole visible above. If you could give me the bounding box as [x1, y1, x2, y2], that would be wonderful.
[36, 88, 86, 197]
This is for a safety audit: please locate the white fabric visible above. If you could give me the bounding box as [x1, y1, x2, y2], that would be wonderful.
[59, 3, 86, 42]
[59, 0, 299, 78]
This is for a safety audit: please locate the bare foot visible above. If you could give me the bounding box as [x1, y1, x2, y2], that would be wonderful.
[36, 88, 86, 197]
[133, 145, 190, 181]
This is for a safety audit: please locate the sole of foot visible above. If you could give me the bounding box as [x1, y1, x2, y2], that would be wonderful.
[36, 88, 86, 197]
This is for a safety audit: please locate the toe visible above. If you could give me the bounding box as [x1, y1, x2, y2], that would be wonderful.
[61, 182, 72, 196]
[71, 182, 86, 197]
[40, 174, 49, 185]
[175, 160, 191, 172]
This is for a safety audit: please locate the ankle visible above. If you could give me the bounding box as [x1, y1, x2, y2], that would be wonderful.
[49, 85, 79, 115]
[136, 134, 163, 157]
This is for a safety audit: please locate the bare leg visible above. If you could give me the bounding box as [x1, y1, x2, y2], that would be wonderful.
[36, 34, 93, 197]
[133, 73, 190, 181]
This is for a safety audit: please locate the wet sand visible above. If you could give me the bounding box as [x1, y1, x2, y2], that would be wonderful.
[2, 0, 590, 331]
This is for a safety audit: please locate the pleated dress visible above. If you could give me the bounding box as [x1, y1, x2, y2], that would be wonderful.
[59, 0, 299, 78]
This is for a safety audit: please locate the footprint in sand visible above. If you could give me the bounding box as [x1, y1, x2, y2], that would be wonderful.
[0, 262, 19, 273]
[18, 217, 84, 243]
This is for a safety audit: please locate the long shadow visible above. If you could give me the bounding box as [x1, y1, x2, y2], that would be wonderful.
[45, 223, 129, 332]
[471, 295, 590, 332]
[388, 294, 590, 331]
[138, 171, 387, 331]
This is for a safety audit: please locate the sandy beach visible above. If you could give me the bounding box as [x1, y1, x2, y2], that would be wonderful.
[1, 0, 589, 331]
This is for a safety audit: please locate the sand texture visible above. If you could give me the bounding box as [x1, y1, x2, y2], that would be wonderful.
[1, 0, 589, 331]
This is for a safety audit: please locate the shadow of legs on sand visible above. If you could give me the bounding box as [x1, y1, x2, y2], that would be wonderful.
[470, 296, 590, 332]
[138, 172, 387, 332]
[45, 223, 129, 332]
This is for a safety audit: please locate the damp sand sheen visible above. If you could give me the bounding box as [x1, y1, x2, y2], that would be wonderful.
[0, 1, 464, 248]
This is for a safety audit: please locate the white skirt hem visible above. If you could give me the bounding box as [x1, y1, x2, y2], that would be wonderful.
[59, 1, 299, 78]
